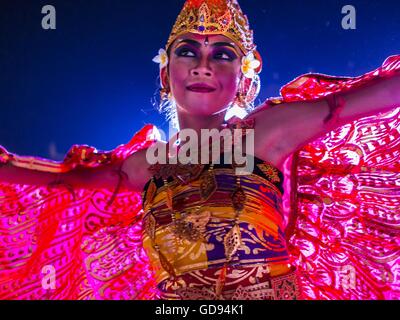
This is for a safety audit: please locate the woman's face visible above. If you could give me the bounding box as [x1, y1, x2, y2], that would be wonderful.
[166, 33, 243, 116]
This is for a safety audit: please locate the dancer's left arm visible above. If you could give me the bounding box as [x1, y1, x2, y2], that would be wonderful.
[252, 74, 400, 160]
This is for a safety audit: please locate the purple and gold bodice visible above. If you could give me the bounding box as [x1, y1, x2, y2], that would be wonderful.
[141, 154, 291, 287]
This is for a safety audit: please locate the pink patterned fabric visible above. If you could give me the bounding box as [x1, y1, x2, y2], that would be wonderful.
[0, 125, 160, 299]
[0, 55, 399, 300]
[277, 55, 400, 300]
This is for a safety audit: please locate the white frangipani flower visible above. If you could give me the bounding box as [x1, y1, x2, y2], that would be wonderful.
[152, 48, 169, 69]
[241, 52, 261, 79]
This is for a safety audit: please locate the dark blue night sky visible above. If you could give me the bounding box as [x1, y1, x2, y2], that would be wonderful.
[0, 0, 399, 160]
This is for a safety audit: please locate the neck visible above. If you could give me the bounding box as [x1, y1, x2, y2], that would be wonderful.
[177, 108, 227, 137]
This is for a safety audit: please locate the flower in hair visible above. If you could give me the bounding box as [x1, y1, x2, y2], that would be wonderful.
[152, 48, 169, 69]
[241, 52, 261, 79]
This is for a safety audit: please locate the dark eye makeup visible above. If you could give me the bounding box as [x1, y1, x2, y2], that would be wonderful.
[174, 45, 238, 61]
[175, 46, 196, 57]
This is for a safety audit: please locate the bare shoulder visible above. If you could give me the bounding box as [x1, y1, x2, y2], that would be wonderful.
[239, 94, 337, 172]
[121, 140, 166, 191]
[245, 107, 289, 172]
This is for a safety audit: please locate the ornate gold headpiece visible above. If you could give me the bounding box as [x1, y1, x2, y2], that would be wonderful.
[166, 0, 256, 55]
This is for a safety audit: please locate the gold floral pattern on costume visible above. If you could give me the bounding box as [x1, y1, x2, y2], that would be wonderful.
[257, 162, 281, 183]
[175, 286, 220, 300]
[159, 265, 300, 300]
[173, 210, 211, 242]
[144, 179, 157, 208]
[231, 186, 246, 211]
[199, 169, 217, 201]
[148, 163, 205, 184]
[144, 213, 156, 241]
[224, 224, 242, 261]
[141, 166, 289, 284]
[158, 250, 176, 277]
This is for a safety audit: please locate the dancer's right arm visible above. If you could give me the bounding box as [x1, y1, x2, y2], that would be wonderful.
[0, 147, 152, 193]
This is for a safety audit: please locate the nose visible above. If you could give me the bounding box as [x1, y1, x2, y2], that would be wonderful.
[190, 56, 213, 77]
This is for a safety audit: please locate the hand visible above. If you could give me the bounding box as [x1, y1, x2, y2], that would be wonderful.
[0, 146, 12, 167]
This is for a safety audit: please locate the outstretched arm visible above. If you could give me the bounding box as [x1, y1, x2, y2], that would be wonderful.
[0, 147, 151, 193]
[252, 73, 400, 161]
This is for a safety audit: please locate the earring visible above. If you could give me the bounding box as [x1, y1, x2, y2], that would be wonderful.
[234, 91, 247, 109]
[160, 87, 172, 102]
[160, 87, 172, 103]
[236, 74, 261, 109]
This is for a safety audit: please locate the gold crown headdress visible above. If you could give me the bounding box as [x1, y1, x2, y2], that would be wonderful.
[166, 0, 256, 55]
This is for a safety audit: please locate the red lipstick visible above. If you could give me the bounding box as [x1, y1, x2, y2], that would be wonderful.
[187, 83, 216, 93]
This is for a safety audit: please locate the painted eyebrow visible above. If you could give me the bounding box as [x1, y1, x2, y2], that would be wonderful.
[177, 39, 237, 51]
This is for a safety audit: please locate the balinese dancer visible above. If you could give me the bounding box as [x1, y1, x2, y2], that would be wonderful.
[0, 0, 399, 300]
